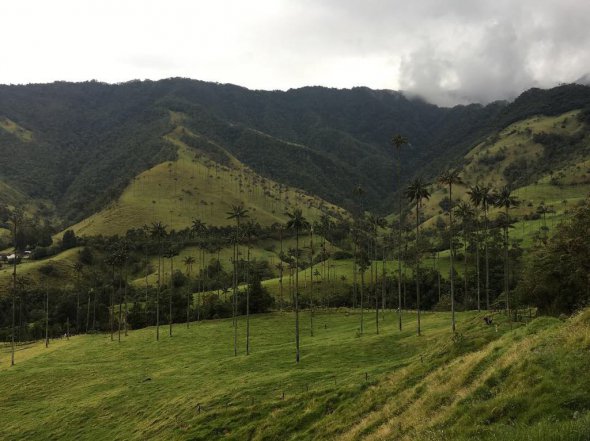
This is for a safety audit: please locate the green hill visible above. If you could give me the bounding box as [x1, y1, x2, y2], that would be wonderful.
[70, 120, 346, 237]
[1, 309, 588, 440]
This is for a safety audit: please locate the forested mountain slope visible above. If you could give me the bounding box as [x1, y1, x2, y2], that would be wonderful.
[1, 79, 589, 226]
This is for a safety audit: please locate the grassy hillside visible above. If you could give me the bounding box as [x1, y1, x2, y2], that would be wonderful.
[1, 309, 588, 440]
[70, 123, 345, 237]
[0, 247, 81, 291]
[418, 110, 590, 237]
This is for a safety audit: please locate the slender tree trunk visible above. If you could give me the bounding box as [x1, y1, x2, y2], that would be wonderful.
[360, 269, 364, 335]
[11, 231, 17, 366]
[86, 290, 91, 333]
[381, 248, 386, 321]
[156, 240, 161, 341]
[110, 266, 115, 342]
[416, 201, 421, 336]
[485, 206, 490, 310]
[476, 237, 481, 311]
[397, 151, 403, 332]
[464, 227, 468, 308]
[449, 183, 456, 332]
[246, 247, 250, 355]
[169, 257, 174, 337]
[310, 227, 314, 337]
[295, 228, 300, 363]
[353, 240, 358, 309]
[45, 283, 49, 348]
[118, 271, 122, 342]
[124, 273, 128, 337]
[76, 275, 80, 334]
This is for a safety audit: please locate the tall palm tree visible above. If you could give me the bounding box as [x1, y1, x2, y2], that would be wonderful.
[493, 186, 520, 317]
[438, 169, 463, 332]
[164, 245, 179, 337]
[404, 178, 431, 336]
[285, 208, 310, 363]
[391, 134, 408, 331]
[468, 184, 494, 309]
[226, 204, 249, 356]
[183, 255, 196, 328]
[10, 209, 23, 366]
[150, 221, 167, 341]
[73, 262, 84, 333]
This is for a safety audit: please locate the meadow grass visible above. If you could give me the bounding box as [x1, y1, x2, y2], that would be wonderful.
[1, 308, 588, 440]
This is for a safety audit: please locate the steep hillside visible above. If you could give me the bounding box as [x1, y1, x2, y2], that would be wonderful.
[419, 109, 590, 237]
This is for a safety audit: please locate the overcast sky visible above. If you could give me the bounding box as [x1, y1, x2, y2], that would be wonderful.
[2, 0, 589, 106]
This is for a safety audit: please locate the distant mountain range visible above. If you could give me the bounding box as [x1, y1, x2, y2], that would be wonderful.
[1, 78, 590, 226]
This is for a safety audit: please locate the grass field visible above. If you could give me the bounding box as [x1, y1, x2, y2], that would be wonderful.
[1, 309, 589, 440]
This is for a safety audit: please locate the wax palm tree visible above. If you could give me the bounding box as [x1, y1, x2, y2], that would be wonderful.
[493, 186, 520, 317]
[468, 184, 495, 309]
[164, 245, 179, 337]
[404, 178, 431, 336]
[226, 204, 249, 356]
[73, 262, 84, 333]
[150, 221, 167, 341]
[438, 169, 462, 332]
[285, 208, 310, 363]
[391, 134, 409, 331]
[9, 209, 23, 366]
[183, 255, 196, 328]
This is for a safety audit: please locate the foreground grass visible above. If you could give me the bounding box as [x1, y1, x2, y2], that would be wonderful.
[1, 309, 589, 440]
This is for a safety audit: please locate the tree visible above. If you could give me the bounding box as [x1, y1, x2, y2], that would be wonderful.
[73, 262, 84, 333]
[150, 221, 167, 341]
[468, 184, 495, 309]
[517, 197, 590, 314]
[183, 255, 196, 328]
[391, 134, 408, 332]
[9, 209, 23, 366]
[285, 208, 310, 363]
[404, 178, 431, 336]
[438, 169, 462, 332]
[164, 245, 179, 337]
[493, 186, 520, 317]
[62, 229, 78, 251]
[226, 204, 249, 356]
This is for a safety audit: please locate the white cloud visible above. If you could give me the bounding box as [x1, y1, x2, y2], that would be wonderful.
[0, 0, 589, 105]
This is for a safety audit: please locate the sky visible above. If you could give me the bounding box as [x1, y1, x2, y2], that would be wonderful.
[1, 0, 589, 106]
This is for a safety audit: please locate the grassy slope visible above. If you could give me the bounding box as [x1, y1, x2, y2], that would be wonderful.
[0, 247, 81, 291]
[1, 309, 588, 440]
[70, 123, 346, 237]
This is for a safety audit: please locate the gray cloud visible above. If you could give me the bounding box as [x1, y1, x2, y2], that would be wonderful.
[1, 0, 589, 106]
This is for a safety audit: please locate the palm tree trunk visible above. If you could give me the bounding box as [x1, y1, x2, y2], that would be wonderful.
[397, 148, 403, 332]
[124, 273, 128, 337]
[449, 183, 456, 332]
[11, 235, 17, 366]
[246, 247, 250, 355]
[169, 257, 173, 337]
[118, 271, 122, 342]
[416, 201, 421, 336]
[156, 241, 161, 341]
[45, 282, 49, 348]
[476, 237, 481, 311]
[360, 269, 364, 335]
[485, 206, 490, 310]
[295, 228, 300, 363]
[310, 228, 314, 337]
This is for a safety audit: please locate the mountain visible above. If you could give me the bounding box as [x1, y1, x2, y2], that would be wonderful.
[1, 79, 590, 228]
